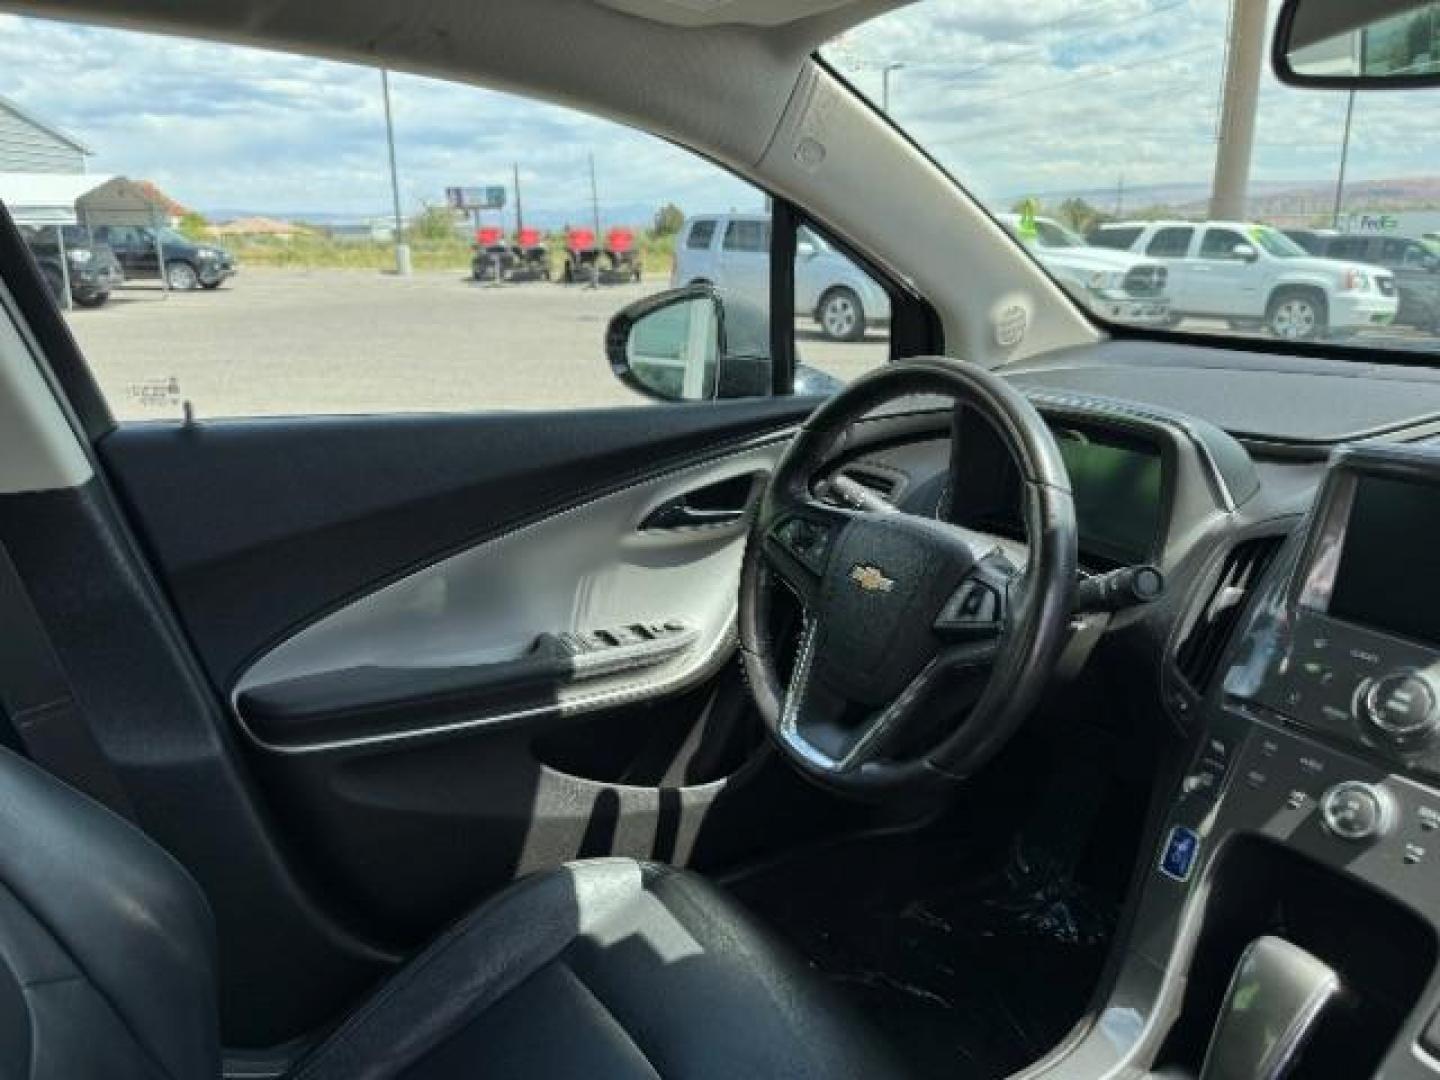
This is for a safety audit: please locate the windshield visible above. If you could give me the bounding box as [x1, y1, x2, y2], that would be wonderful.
[1250, 226, 1307, 258]
[1034, 219, 1086, 249]
[825, 2, 1440, 356]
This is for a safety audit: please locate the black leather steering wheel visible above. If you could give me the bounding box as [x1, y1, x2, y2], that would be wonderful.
[739, 360, 1077, 796]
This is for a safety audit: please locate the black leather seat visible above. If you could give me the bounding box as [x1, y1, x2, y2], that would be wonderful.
[0, 746, 904, 1079]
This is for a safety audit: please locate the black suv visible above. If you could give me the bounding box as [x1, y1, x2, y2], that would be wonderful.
[20, 224, 124, 308]
[93, 224, 236, 290]
[1286, 229, 1440, 334]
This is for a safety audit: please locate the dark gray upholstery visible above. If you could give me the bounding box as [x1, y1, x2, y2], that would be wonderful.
[0, 747, 220, 1079]
[0, 746, 904, 1079]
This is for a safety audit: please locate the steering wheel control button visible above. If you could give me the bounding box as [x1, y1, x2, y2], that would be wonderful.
[770, 516, 832, 576]
[1360, 672, 1439, 742]
[1159, 825, 1200, 883]
[1320, 781, 1395, 842]
[935, 579, 1001, 636]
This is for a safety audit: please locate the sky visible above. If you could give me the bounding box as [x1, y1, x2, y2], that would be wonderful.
[0, 2, 1433, 223]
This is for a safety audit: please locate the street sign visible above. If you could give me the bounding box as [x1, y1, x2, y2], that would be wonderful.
[445, 186, 506, 210]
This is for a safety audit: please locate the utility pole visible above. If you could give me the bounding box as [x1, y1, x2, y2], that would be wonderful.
[1116, 173, 1126, 218]
[381, 69, 410, 276]
[1209, 0, 1268, 220]
[1331, 89, 1356, 228]
[513, 162, 523, 234]
[881, 62, 905, 113]
[587, 153, 602, 289]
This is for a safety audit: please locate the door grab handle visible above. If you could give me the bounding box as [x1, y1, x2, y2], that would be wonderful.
[640, 500, 745, 531]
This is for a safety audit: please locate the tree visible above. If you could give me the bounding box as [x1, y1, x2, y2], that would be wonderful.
[411, 205, 462, 241]
[1055, 197, 1107, 235]
[651, 202, 685, 237]
[177, 210, 210, 240]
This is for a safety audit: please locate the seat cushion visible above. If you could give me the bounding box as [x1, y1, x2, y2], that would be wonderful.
[291, 858, 905, 1080]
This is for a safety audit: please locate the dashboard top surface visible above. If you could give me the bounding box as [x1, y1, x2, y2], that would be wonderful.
[1005, 340, 1440, 446]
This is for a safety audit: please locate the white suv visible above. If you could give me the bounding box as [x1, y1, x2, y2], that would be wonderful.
[996, 213, 1171, 327]
[1089, 220, 1398, 340]
[671, 213, 890, 341]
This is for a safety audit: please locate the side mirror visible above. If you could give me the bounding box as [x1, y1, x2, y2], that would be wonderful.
[796, 240, 818, 259]
[605, 284, 773, 401]
[1275, 0, 1440, 88]
[1232, 243, 1259, 263]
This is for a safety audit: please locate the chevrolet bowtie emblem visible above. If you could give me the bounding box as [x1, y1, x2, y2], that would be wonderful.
[849, 564, 895, 593]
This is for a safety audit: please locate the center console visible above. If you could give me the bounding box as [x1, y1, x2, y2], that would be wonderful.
[1027, 443, 1440, 1080]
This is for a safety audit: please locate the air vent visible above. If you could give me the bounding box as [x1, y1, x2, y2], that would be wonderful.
[1175, 536, 1282, 693]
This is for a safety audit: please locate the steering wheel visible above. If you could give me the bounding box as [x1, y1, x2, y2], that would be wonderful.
[739, 359, 1077, 796]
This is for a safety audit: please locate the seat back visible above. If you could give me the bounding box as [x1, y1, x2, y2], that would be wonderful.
[0, 746, 219, 1078]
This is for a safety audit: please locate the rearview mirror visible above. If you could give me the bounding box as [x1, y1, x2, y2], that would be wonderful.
[1276, 0, 1440, 87]
[606, 284, 773, 401]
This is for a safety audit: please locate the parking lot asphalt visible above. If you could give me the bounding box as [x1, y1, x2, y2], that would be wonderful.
[64, 268, 1437, 423]
[64, 269, 888, 421]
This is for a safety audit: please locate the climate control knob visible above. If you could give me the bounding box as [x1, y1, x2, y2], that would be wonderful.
[1320, 781, 1395, 842]
[1359, 671, 1439, 743]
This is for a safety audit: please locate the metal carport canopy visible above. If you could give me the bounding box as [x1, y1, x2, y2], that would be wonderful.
[0, 174, 164, 227]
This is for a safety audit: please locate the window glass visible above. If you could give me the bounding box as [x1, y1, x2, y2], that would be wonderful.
[793, 223, 889, 386]
[1199, 228, 1248, 259]
[1329, 238, 1368, 260]
[722, 220, 769, 253]
[1087, 226, 1142, 250]
[825, 1, 1440, 352]
[1146, 228, 1194, 258]
[685, 220, 716, 250]
[3, 14, 769, 419]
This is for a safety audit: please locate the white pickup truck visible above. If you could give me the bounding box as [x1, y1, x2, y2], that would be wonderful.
[996, 213, 1171, 327]
[1088, 220, 1398, 340]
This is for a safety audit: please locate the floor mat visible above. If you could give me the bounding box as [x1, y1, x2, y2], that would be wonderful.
[728, 821, 1123, 1079]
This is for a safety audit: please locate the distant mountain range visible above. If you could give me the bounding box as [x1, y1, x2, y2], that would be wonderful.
[1016, 176, 1440, 221]
[199, 201, 683, 230]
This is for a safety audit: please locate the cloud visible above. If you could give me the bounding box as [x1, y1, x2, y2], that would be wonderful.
[0, 13, 759, 221]
[828, 0, 1434, 210]
[0, 4, 1432, 225]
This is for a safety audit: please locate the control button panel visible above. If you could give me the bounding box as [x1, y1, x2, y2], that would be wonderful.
[1243, 609, 1440, 781]
[1319, 781, 1395, 842]
[559, 620, 698, 681]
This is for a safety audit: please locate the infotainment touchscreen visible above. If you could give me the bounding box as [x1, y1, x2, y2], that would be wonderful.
[1305, 473, 1440, 648]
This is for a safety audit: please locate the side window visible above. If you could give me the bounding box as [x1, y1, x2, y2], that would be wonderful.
[1146, 227, 1195, 258]
[1087, 226, 1142, 250]
[793, 221, 890, 381]
[685, 220, 716, 250]
[1199, 228, 1248, 259]
[722, 220, 769, 253]
[16, 16, 782, 419]
[1329, 238, 1368, 260]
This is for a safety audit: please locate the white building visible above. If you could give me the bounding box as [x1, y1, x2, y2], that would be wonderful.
[0, 94, 91, 174]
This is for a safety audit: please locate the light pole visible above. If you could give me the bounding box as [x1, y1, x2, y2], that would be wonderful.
[1209, 0, 1268, 220]
[881, 62, 905, 113]
[1332, 88, 1356, 228]
[381, 68, 410, 276]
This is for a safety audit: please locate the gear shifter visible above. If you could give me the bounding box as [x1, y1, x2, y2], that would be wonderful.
[1198, 936, 1340, 1080]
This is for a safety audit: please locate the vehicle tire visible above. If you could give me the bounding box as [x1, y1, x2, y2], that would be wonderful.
[1265, 288, 1327, 341]
[817, 286, 866, 342]
[73, 290, 109, 309]
[200, 280, 223, 290]
[165, 261, 200, 291]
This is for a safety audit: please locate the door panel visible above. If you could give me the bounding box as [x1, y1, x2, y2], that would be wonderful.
[98, 399, 817, 690]
[234, 441, 779, 752]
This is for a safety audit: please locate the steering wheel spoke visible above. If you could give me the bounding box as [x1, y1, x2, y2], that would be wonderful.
[761, 500, 854, 606]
